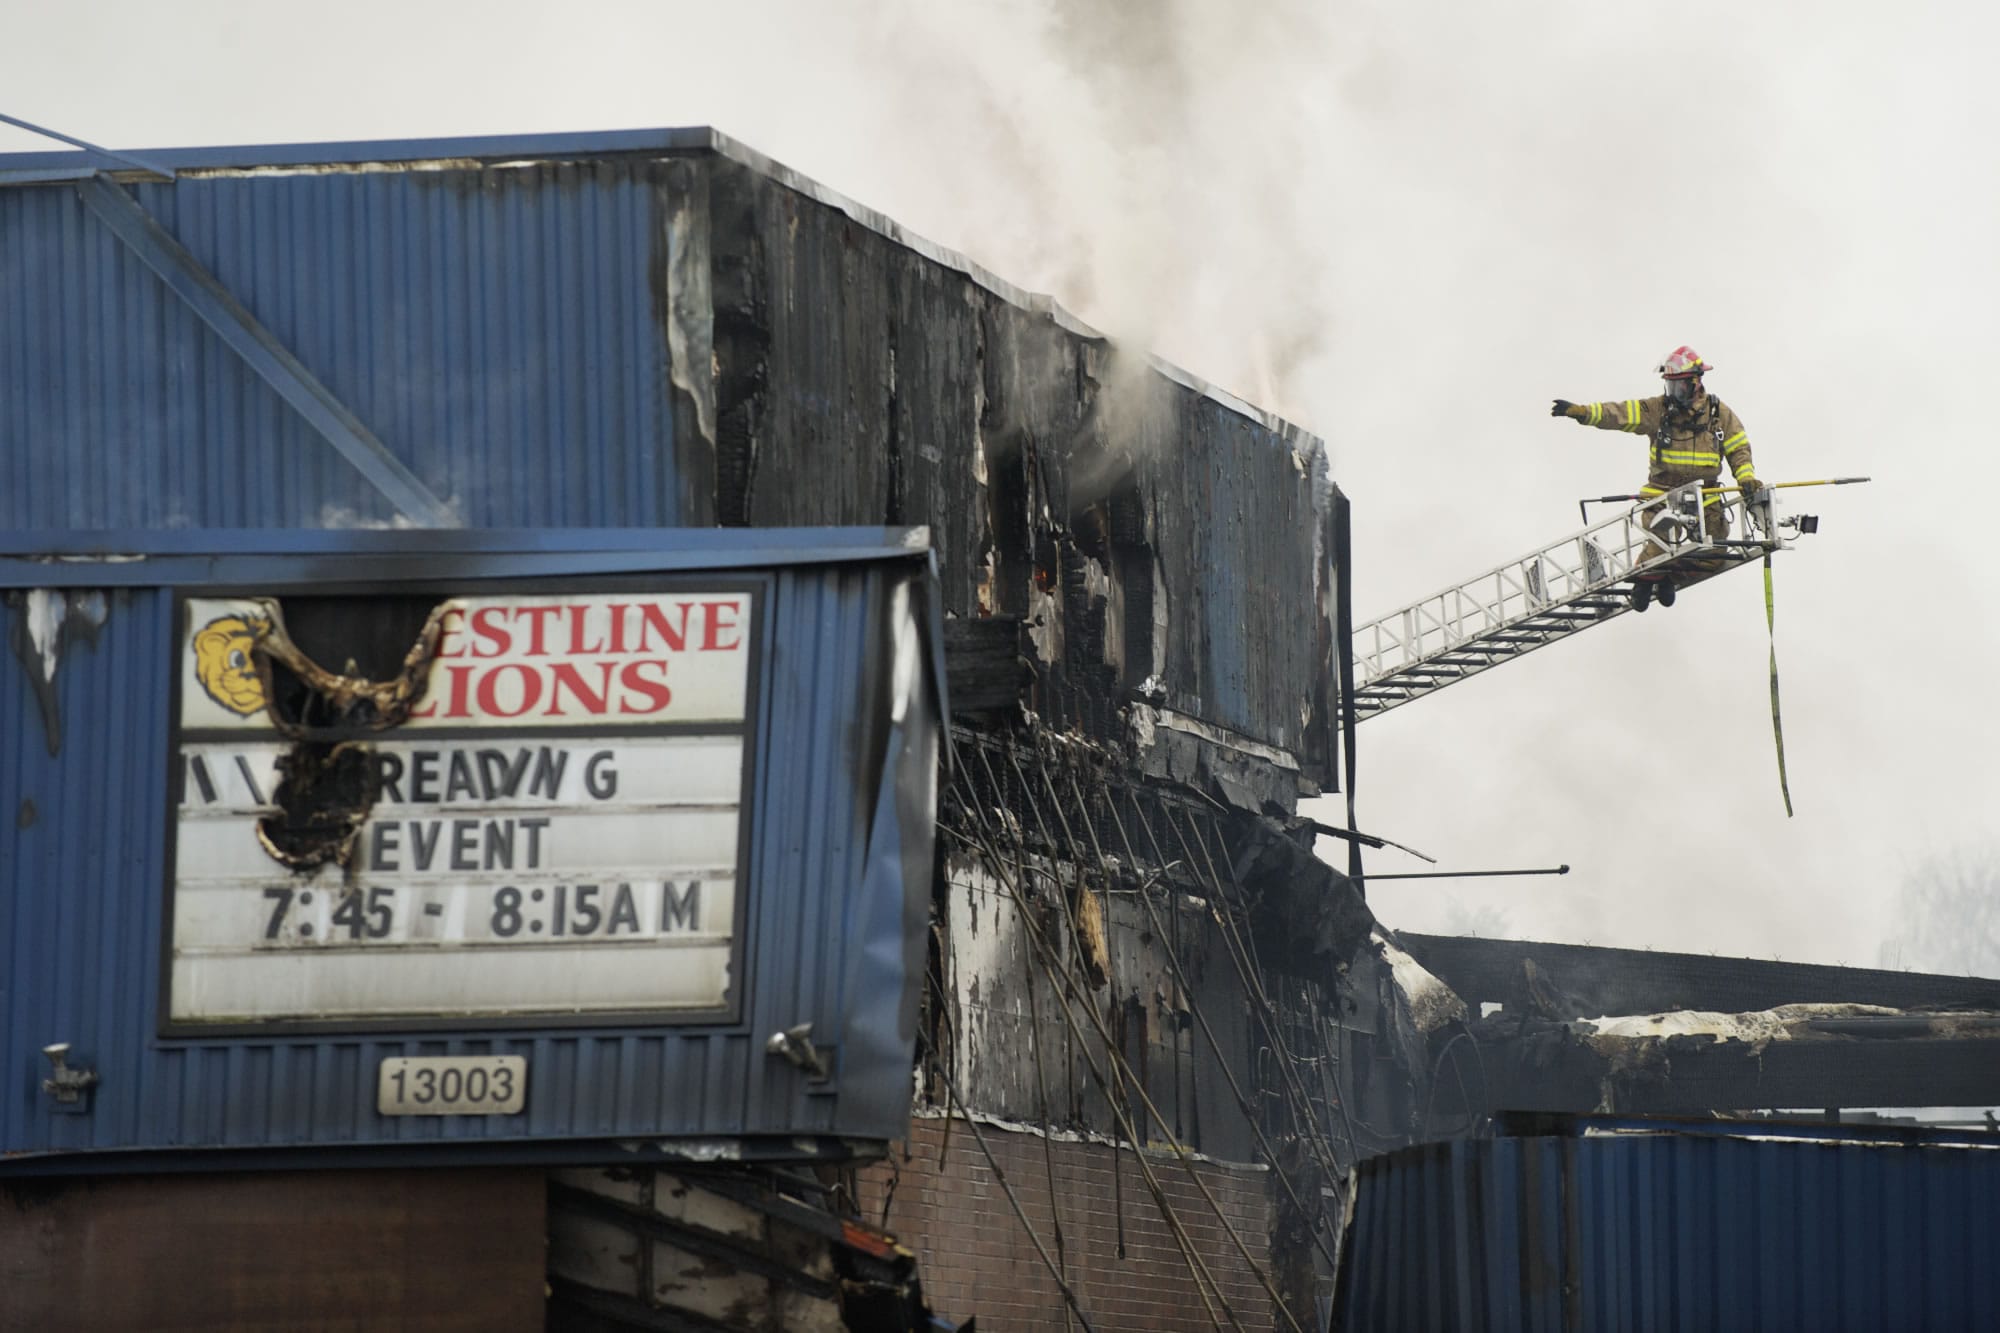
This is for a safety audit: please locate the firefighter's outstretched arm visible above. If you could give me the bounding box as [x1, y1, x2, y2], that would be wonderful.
[1549, 396, 1656, 434]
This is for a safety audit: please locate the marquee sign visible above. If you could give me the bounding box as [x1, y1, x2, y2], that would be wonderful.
[167, 586, 757, 1030]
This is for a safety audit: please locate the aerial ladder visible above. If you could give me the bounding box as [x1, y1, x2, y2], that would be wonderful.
[1347, 480, 1861, 723]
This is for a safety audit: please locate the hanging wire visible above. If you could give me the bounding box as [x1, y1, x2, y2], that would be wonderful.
[963, 726, 1366, 1269]
[948, 727, 1419, 1318]
[992, 745, 1302, 1330]
[1319, 1005, 1365, 1164]
[1179, 805, 1372, 1158]
[921, 970, 1098, 1332]
[1084, 773, 1349, 1274]
[1319, 999, 1419, 1153]
[1170, 803, 1359, 1174]
[942, 818, 1237, 1330]
[992, 802, 1116, 1275]
[1019, 870, 1075, 1329]
[957, 749, 1245, 1329]
[1139, 798, 1359, 1184]
[1418, 1028, 1492, 1143]
[960, 740, 1306, 1331]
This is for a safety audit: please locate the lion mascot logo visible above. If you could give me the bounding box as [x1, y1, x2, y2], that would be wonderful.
[193, 614, 270, 716]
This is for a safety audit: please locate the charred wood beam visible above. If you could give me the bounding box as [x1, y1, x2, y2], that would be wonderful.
[941, 617, 1028, 715]
[548, 1181, 840, 1300]
[1401, 933, 2000, 1017]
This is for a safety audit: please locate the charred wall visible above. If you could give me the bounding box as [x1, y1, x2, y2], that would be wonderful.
[679, 149, 1408, 1324]
[913, 726, 1418, 1325]
[691, 155, 1340, 789]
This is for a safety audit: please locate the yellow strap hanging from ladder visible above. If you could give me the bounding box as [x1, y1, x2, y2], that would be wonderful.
[1764, 553, 1793, 817]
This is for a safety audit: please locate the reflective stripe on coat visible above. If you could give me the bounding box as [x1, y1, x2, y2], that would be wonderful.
[1574, 391, 1756, 504]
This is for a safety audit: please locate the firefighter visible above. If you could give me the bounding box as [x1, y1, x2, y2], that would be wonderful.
[1550, 346, 1761, 610]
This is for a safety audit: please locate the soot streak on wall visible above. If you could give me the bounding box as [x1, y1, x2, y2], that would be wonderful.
[678, 155, 1340, 785]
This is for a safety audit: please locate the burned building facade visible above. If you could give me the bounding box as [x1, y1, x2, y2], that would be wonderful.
[640, 132, 1412, 1328]
[14, 127, 1987, 1332]
[0, 128, 1426, 1331]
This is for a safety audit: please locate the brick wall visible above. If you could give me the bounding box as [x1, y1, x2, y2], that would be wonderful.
[858, 1116, 1283, 1331]
[0, 1168, 544, 1331]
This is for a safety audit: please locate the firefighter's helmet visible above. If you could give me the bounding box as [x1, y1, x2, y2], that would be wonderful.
[1658, 345, 1710, 379]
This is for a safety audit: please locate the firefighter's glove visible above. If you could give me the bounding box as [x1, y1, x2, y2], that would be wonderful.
[1739, 479, 1764, 504]
[1551, 399, 1579, 419]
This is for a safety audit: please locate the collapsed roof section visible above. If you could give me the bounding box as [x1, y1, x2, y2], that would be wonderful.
[1399, 933, 2000, 1118]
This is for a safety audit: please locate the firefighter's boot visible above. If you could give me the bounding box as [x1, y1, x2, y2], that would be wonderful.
[1629, 579, 1653, 613]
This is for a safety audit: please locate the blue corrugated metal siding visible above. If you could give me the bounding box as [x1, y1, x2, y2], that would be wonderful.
[1, 535, 932, 1163]
[1337, 1124, 2000, 1332]
[1, 161, 679, 529]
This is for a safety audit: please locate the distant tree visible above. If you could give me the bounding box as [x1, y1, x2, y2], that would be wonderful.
[1878, 844, 2000, 977]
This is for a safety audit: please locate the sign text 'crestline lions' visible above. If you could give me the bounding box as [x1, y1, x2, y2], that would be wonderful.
[168, 588, 756, 1028]
[184, 593, 751, 730]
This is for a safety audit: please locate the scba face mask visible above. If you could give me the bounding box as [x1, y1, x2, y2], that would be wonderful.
[1664, 376, 1699, 408]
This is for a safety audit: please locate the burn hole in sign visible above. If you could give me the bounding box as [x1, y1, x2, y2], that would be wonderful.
[245, 595, 448, 872]
[255, 595, 447, 732]
[257, 741, 382, 872]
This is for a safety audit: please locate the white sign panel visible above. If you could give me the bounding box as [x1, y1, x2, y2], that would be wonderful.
[168, 588, 755, 1027]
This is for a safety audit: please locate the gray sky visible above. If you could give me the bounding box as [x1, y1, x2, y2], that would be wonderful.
[6, 1, 1994, 970]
